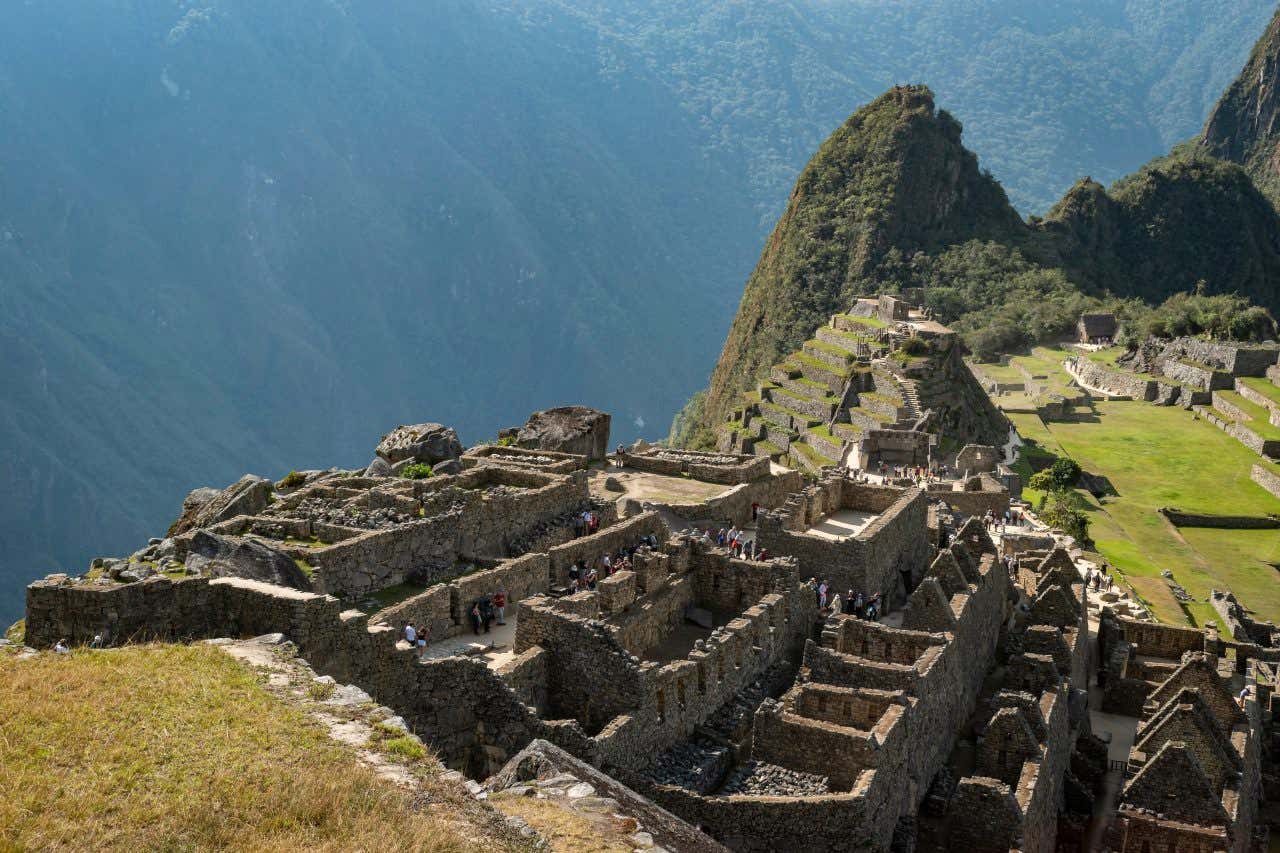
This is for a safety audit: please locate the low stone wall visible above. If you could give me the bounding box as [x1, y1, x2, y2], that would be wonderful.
[660, 470, 803, 528]
[926, 482, 1009, 518]
[1070, 358, 1155, 401]
[1159, 508, 1280, 529]
[621, 449, 770, 485]
[1251, 463, 1280, 500]
[1235, 381, 1280, 419]
[23, 575, 560, 777]
[1156, 357, 1233, 391]
[373, 582, 454, 643]
[461, 444, 585, 473]
[545, 512, 668, 584]
[1162, 337, 1278, 376]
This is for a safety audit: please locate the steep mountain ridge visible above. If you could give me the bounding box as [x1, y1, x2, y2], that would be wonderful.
[697, 86, 1023, 438]
[680, 86, 1280, 444]
[1201, 8, 1280, 204]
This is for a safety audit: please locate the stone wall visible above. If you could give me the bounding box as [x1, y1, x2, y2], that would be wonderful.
[660, 470, 803, 528]
[621, 448, 770, 485]
[23, 574, 560, 777]
[1070, 358, 1156, 401]
[1161, 338, 1279, 376]
[461, 444, 586, 473]
[757, 481, 931, 606]
[1252, 463, 1280, 499]
[1160, 508, 1280, 529]
[545, 512, 668, 584]
[925, 481, 1009, 518]
[297, 468, 589, 597]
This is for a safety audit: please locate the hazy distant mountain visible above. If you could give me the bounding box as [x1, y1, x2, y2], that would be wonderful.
[0, 0, 1271, 622]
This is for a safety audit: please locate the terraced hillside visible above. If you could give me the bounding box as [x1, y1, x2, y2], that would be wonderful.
[718, 309, 1003, 474]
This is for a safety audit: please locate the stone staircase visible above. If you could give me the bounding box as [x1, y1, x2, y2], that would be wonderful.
[898, 377, 923, 420]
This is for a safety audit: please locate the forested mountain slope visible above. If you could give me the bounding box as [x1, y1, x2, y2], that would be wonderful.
[0, 0, 1271, 622]
[680, 86, 1280, 443]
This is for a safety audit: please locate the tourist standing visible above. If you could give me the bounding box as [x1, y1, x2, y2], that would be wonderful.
[494, 590, 508, 626]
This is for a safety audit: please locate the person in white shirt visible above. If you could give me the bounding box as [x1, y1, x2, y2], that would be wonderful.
[53, 639, 70, 654]
[404, 623, 417, 647]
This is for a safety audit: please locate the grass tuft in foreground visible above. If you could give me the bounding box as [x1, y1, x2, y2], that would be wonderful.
[0, 644, 498, 852]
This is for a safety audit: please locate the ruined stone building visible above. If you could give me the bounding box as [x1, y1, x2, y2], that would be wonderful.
[18, 406, 1278, 851]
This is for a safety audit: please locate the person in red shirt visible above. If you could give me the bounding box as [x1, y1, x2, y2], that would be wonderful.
[494, 590, 508, 626]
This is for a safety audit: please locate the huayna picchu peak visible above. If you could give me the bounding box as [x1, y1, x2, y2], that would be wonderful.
[675, 77, 1280, 448]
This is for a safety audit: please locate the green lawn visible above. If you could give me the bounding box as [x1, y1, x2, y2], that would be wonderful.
[1238, 376, 1280, 408]
[1215, 390, 1280, 439]
[1027, 400, 1280, 627]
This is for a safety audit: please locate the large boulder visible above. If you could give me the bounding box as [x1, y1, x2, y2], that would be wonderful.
[517, 406, 611, 462]
[184, 530, 310, 590]
[375, 423, 463, 465]
[168, 475, 273, 536]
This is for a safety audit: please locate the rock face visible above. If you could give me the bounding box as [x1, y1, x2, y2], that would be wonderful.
[168, 476, 273, 536]
[517, 406, 611, 461]
[184, 530, 310, 590]
[375, 423, 463, 465]
[1201, 9, 1280, 204]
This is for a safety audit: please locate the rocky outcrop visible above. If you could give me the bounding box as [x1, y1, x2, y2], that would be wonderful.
[1201, 8, 1280, 204]
[517, 406, 611, 461]
[168, 475, 273, 536]
[375, 423, 463, 465]
[184, 530, 310, 590]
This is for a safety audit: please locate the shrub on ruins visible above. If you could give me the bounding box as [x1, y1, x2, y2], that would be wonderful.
[399, 463, 434, 480]
[278, 470, 306, 489]
[899, 336, 929, 357]
[1038, 490, 1090, 544]
[495, 436, 516, 447]
[1027, 456, 1082, 494]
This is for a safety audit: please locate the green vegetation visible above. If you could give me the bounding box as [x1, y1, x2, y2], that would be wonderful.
[1015, 402, 1280, 625]
[1039, 491, 1091, 543]
[0, 644, 499, 851]
[495, 436, 517, 447]
[400, 463, 434, 480]
[1027, 458, 1082, 493]
[278, 470, 307, 489]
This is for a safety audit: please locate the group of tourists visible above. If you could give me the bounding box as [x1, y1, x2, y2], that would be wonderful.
[822, 581, 882, 621]
[695, 526, 769, 561]
[1084, 567, 1112, 593]
[566, 534, 662, 592]
[572, 509, 603, 538]
[982, 507, 1025, 534]
[401, 622, 429, 657]
[467, 590, 508, 635]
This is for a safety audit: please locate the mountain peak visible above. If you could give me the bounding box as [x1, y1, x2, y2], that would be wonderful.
[691, 84, 1022, 440]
